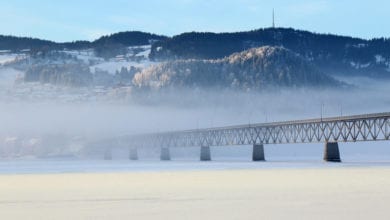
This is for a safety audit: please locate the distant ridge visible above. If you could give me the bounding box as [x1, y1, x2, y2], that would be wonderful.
[149, 28, 390, 77]
[0, 31, 167, 52]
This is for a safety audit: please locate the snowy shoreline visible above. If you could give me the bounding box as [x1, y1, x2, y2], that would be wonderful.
[1, 158, 390, 175]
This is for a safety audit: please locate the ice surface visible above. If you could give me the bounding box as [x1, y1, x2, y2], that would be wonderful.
[1, 166, 390, 220]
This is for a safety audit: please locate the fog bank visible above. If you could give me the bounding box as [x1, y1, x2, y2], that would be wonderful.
[0, 66, 389, 158]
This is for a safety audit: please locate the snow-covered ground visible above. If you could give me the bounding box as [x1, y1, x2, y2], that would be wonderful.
[62, 45, 158, 74]
[90, 59, 156, 74]
[62, 49, 103, 63]
[89, 45, 157, 74]
[134, 45, 152, 58]
[0, 54, 17, 65]
[0, 50, 29, 66]
[0, 54, 24, 65]
[1, 167, 390, 220]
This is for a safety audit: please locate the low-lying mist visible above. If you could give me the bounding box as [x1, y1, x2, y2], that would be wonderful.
[0, 70, 389, 159]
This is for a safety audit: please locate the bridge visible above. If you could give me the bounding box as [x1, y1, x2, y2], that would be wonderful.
[94, 112, 390, 162]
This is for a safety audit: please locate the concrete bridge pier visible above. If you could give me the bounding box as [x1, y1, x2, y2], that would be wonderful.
[200, 145, 211, 161]
[104, 148, 112, 160]
[160, 147, 171, 161]
[324, 142, 341, 162]
[129, 147, 138, 160]
[252, 144, 265, 161]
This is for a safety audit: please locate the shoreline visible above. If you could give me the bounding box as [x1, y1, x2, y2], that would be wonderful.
[1, 159, 390, 175]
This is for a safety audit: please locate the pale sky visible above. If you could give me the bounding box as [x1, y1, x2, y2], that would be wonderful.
[0, 0, 388, 42]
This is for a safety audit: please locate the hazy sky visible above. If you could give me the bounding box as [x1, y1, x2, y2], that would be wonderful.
[0, 0, 388, 42]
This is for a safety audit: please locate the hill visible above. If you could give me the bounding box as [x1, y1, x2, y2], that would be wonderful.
[133, 46, 341, 90]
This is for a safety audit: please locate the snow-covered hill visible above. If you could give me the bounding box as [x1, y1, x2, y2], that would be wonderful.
[134, 46, 342, 90]
[0, 44, 159, 102]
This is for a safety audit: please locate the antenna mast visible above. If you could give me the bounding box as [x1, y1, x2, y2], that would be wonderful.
[272, 9, 275, 28]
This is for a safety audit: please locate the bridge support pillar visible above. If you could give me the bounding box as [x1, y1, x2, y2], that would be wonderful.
[200, 146, 211, 161]
[160, 147, 171, 161]
[129, 147, 138, 160]
[324, 142, 341, 162]
[253, 144, 265, 161]
[104, 148, 112, 160]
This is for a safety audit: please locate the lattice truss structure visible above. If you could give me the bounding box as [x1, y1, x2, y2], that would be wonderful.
[125, 113, 390, 148]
